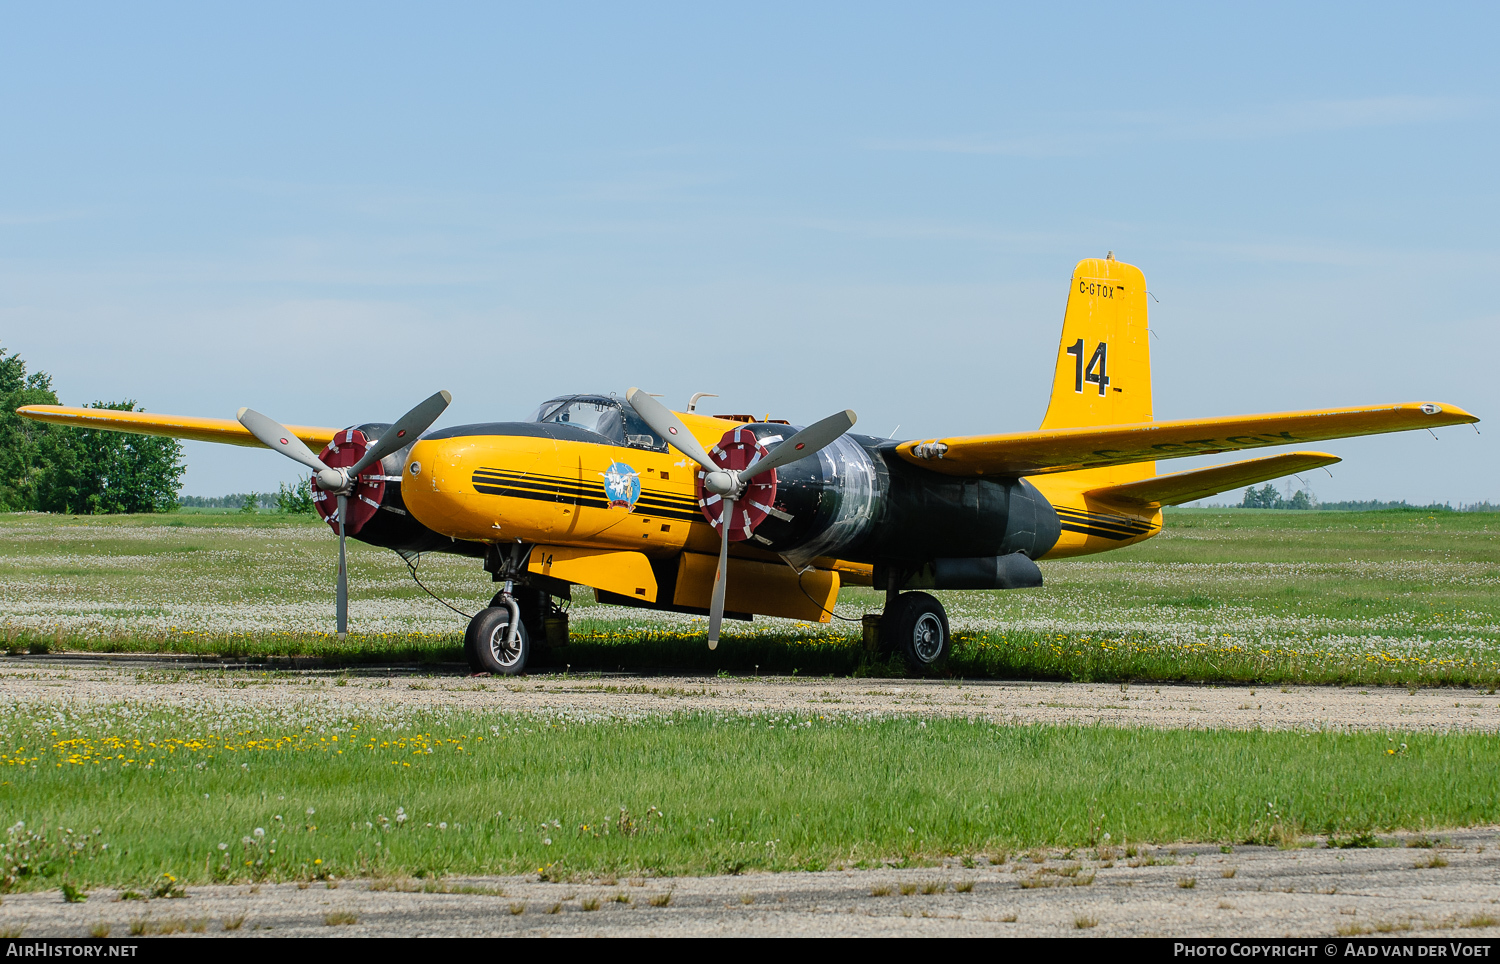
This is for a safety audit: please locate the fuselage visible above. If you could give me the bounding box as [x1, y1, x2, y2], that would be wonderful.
[370, 401, 1164, 579]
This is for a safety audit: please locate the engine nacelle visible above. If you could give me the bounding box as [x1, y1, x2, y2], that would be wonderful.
[336, 422, 482, 559]
[726, 423, 1062, 569]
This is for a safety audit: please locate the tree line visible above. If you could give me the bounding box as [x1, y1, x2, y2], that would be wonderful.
[1239, 484, 1314, 510]
[0, 346, 184, 513]
[179, 484, 314, 514]
[178, 493, 277, 509]
[1237, 483, 1495, 512]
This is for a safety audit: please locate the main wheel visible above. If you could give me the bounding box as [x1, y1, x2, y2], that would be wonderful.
[883, 591, 951, 672]
[464, 606, 531, 675]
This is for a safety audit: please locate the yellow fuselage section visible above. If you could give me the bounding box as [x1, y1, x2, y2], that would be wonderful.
[1030, 473, 1163, 559]
[403, 429, 723, 558]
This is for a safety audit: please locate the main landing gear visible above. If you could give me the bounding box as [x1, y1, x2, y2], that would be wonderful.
[880, 588, 952, 673]
[884, 591, 952, 671]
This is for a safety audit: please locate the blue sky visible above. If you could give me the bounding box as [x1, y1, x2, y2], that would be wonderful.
[1, 3, 1494, 503]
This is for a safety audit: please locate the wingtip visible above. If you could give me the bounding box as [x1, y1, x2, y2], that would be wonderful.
[1415, 401, 1479, 422]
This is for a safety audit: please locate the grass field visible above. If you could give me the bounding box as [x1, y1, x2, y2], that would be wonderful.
[2, 702, 1495, 890]
[2, 509, 1498, 889]
[1, 508, 1496, 686]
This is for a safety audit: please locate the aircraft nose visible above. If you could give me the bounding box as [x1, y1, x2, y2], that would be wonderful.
[399, 431, 551, 542]
[400, 436, 482, 539]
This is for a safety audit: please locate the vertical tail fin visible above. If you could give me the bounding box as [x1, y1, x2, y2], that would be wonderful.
[1039, 255, 1154, 483]
[1040, 255, 1153, 430]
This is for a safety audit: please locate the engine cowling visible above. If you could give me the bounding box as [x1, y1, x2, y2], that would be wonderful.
[321, 422, 479, 558]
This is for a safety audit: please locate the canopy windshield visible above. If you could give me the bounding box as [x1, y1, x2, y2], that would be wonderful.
[529, 395, 667, 452]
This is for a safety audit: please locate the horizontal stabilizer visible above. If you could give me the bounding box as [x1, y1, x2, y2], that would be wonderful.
[1085, 451, 1340, 507]
[896, 401, 1478, 477]
[15, 405, 337, 449]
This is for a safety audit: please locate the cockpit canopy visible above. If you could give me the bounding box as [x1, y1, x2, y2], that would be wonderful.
[528, 395, 668, 452]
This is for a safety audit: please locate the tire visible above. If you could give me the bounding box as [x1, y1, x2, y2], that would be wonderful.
[464, 606, 531, 675]
[883, 591, 951, 673]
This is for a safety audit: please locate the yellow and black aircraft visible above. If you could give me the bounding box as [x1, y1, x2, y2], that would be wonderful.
[18, 256, 1480, 675]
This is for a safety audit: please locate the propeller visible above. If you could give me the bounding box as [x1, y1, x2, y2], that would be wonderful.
[237, 390, 452, 637]
[347, 391, 452, 478]
[626, 388, 856, 649]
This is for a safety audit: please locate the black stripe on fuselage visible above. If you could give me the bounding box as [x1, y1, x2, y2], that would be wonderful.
[473, 467, 701, 512]
[1054, 506, 1157, 541]
[471, 468, 703, 523]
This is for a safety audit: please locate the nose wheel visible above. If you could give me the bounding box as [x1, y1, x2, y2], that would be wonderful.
[882, 591, 951, 673]
[464, 601, 531, 675]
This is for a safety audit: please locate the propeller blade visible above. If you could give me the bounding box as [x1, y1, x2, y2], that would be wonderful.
[626, 388, 717, 469]
[336, 493, 348, 638]
[739, 409, 857, 483]
[237, 408, 331, 474]
[348, 390, 452, 478]
[707, 497, 733, 650]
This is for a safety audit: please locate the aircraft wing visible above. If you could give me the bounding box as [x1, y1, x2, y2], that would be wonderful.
[15, 404, 338, 449]
[1083, 451, 1340, 506]
[895, 401, 1478, 477]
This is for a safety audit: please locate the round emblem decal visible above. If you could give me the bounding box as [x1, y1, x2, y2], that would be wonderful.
[602, 461, 642, 510]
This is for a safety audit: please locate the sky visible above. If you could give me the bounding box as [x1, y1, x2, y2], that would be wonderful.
[1, 2, 1495, 503]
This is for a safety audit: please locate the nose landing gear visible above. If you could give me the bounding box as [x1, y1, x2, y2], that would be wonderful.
[464, 582, 531, 676]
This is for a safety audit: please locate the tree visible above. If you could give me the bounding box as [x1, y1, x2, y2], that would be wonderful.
[1240, 483, 1280, 509]
[276, 479, 315, 514]
[33, 401, 185, 514]
[1239, 484, 1315, 510]
[1, 344, 185, 514]
[0, 345, 65, 511]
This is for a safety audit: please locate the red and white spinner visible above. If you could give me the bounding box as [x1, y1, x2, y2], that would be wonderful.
[695, 426, 779, 542]
[312, 427, 387, 537]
